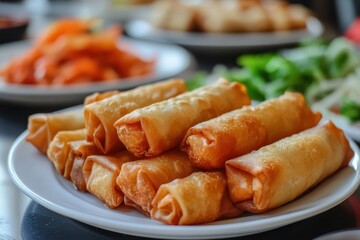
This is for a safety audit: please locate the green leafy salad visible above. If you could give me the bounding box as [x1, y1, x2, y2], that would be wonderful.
[187, 37, 360, 125]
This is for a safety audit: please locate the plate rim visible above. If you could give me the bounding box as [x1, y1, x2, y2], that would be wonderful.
[7, 128, 360, 239]
[125, 17, 324, 49]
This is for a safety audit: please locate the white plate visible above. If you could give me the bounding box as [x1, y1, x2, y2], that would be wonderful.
[105, 3, 155, 22]
[25, 0, 154, 23]
[311, 108, 360, 143]
[332, 121, 360, 143]
[8, 129, 360, 239]
[125, 17, 324, 51]
[0, 38, 195, 105]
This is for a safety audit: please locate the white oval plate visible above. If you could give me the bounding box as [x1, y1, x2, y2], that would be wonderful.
[333, 121, 360, 143]
[313, 111, 360, 143]
[8, 128, 360, 239]
[339, 125, 360, 142]
[105, 3, 155, 22]
[0, 38, 196, 106]
[125, 17, 324, 51]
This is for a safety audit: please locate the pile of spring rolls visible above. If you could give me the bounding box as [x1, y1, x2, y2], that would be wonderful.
[26, 78, 354, 225]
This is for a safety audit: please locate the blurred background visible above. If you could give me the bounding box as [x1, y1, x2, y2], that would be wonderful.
[0, 0, 358, 43]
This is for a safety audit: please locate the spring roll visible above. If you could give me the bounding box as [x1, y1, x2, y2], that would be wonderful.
[114, 78, 251, 158]
[226, 121, 354, 213]
[181, 92, 322, 169]
[116, 150, 196, 214]
[83, 151, 137, 208]
[84, 78, 187, 154]
[150, 171, 242, 225]
[26, 110, 84, 154]
[47, 129, 87, 175]
[123, 196, 148, 216]
[84, 90, 120, 105]
[26, 90, 118, 155]
[67, 140, 102, 189]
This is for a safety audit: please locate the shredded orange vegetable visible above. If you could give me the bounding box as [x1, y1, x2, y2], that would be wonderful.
[1, 19, 155, 85]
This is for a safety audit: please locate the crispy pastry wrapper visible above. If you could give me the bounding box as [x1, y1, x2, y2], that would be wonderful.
[116, 150, 196, 213]
[181, 92, 322, 169]
[26, 89, 118, 155]
[225, 121, 354, 213]
[150, 171, 242, 225]
[84, 90, 120, 105]
[114, 78, 251, 158]
[84, 78, 187, 154]
[83, 151, 137, 208]
[26, 110, 84, 154]
[123, 196, 150, 216]
[47, 129, 87, 175]
[66, 140, 102, 190]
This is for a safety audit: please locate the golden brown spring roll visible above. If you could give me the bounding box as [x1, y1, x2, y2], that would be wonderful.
[181, 92, 322, 169]
[226, 121, 354, 213]
[26, 110, 84, 154]
[67, 140, 102, 189]
[84, 78, 187, 154]
[83, 151, 137, 208]
[123, 196, 148, 216]
[114, 78, 251, 158]
[47, 129, 87, 175]
[116, 150, 196, 214]
[84, 90, 120, 105]
[26, 90, 118, 155]
[150, 171, 242, 225]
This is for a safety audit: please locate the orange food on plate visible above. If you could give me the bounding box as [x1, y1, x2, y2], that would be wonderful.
[0, 18, 155, 85]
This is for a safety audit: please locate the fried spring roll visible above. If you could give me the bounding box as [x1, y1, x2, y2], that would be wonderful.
[84, 90, 120, 105]
[150, 171, 242, 225]
[84, 79, 187, 154]
[83, 151, 137, 208]
[181, 92, 322, 169]
[226, 121, 354, 213]
[26, 110, 84, 154]
[116, 150, 196, 214]
[123, 196, 149, 216]
[67, 140, 102, 189]
[47, 129, 87, 175]
[114, 78, 251, 158]
[26, 90, 118, 155]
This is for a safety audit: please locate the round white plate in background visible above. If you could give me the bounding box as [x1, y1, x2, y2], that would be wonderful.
[0, 38, 196, 106]
[125, 17, 324, 52]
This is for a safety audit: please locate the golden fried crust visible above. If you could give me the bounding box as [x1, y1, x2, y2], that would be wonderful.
[115, 78, 251, 158]
[116, 150, 195, 213]
[83, 151, 137, 208]
[181, 92, 321, 170]
[26, 110, 84, 154]
[84, 78, 187, 154]
[226, 121, 353, 213]
[47, 129, 87, 175]
[150, 171, 242, 225]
